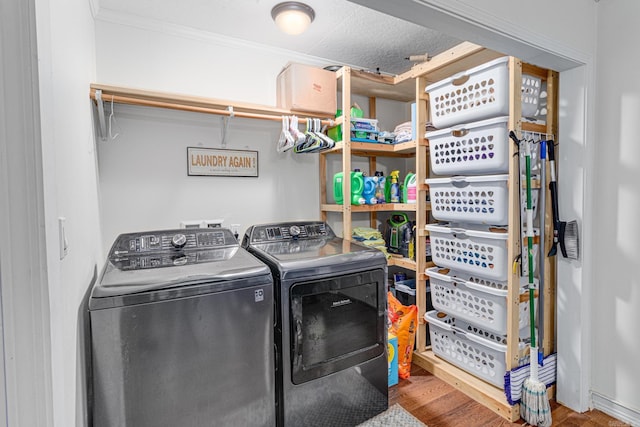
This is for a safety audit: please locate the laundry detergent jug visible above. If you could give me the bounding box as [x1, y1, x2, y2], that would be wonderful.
[333, 171, 365, 205]
[363, 176, 377, 205]
[404, 173, 417, 203]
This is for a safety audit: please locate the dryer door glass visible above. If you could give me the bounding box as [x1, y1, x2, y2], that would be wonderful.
[289, 269, 385, 384]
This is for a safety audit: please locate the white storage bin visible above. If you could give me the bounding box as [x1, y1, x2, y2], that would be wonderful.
[426, 116, 510, 175]
[426, 57, 542, 129]
[521, 74, 541, 118]
[425, 266, 532, 335]
[425, 310, 527, 388]
[425, 223, 509, 281]
[426, 175, 509, 225]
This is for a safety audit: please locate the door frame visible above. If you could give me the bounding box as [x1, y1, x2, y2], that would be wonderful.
[0, 0, 54, 425]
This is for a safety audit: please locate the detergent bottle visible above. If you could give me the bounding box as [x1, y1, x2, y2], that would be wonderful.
[333, 171, 365, 205]
[362, 176, 377, 205]
[375, 171, 386, 203]
[388, 170, 400, 203]
[351, 170, 365, 205]
[333, 172, 345, 204]
[403, 173, 417, 204]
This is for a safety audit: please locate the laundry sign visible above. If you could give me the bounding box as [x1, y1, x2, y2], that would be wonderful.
[187, 147, 258, 177]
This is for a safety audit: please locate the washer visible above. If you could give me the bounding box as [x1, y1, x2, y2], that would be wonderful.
[242, 221, 388, 426]
[89, 228, 274, 427]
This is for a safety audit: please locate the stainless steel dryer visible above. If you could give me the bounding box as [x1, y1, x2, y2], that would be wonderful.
[242, 221, 388, 427]
[89, 228, 274, 427]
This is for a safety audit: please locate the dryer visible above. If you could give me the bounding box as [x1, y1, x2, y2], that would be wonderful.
[242, 221, 388, 426]
[89, 228, 274, 427]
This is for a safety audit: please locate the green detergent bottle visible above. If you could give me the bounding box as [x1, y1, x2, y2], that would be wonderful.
[333, 171, 365, 205]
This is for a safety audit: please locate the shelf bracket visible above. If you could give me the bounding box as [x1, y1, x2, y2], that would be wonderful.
[220, 105, 234, 148]
[95, 89, 107, 141]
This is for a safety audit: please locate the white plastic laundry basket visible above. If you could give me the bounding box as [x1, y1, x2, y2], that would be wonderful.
[521, 74, 541, 118]
[425, 266, 532, 335]
[426, 116, 510, 175]
[425, 223, 509, 281]
[426, 175, 509, 225]
[425, 310, 527, 388]
[426, 57, 542, 129]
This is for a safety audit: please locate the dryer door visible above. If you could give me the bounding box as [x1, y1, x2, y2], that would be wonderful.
[289, 269, 385, 384]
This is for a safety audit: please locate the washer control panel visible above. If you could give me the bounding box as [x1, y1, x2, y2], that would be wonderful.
[244, 221, 333, 244]
[110, 228, 235, 257]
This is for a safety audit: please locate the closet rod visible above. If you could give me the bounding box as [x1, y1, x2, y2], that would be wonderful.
[89, 85, 335, 125]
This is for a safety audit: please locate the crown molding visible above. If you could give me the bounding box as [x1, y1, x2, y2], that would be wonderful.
[93, 8, 349, 69]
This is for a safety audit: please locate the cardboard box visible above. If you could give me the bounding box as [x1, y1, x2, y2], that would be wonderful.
[277, 63, 337, 115]
[388, 333, 398, 387]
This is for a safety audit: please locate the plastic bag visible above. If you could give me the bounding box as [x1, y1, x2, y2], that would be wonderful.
[387, 291, 417, 379]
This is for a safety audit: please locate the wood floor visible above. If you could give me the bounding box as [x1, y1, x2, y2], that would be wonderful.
[390, 365, 627, 426]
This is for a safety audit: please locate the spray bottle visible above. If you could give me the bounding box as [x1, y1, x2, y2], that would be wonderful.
[388, 170, 400, 203]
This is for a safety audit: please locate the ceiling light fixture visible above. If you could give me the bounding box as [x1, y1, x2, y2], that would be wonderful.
[271, 2, 315, 35]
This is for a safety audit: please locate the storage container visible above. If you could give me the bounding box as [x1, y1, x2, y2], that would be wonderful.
[388, 333, 398, 387]
[426, 57, 541, 129]
[425, 310, 527, 388]
[521, 74, 541, 118]
[277, 62, 337, 115]
[425, 223, 509, 281]
[425, 266, 532, 335]
[426, 116, 509, 175]
[425, 174, 509, 225]
[351, 118, 379, 132]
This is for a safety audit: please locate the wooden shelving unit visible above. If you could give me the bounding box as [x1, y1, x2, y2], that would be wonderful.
[321, 41, 558, 423]
[412, 57, 558, 423]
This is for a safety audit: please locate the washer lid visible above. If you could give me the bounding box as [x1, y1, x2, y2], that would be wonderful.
[93, 228, 271, 299]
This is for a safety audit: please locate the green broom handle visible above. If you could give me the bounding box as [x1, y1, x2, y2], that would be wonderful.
[525, 142, 536, 349]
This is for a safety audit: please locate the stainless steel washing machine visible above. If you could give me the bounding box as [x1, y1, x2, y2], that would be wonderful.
[242, 221, 388, 427]
[89, 228, 274, 427]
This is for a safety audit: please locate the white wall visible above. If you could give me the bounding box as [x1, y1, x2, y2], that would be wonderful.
[93, 20, 346, 247]
[591, 0, 640, 421]
[34, 0, 101, 425]
[97, 105, 319, 251]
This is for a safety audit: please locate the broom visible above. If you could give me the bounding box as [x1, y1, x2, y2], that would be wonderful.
[520, 140, 552, 426]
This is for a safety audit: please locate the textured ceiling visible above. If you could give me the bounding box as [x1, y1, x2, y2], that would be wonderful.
[95, 0, 461, 75]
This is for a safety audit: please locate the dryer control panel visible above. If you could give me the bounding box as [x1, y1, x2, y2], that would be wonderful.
[243, 221, 334, 244]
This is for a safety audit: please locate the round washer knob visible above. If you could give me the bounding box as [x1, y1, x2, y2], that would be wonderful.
[171, 233, 187, 249]
[289, 225, 301, 237]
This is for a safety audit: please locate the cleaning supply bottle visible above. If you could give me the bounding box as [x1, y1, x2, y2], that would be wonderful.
[362, 176, 377, 205]
[350, 170, 365, 205]
[375, 171, 386, 203]
[333, 171, 365, 205]
[389, 170, 400, 203]
[333, 172, 345, 204]
[404, 173, 417, 204]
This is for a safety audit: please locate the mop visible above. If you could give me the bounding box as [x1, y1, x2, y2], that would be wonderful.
[519, 139, 552, 427]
